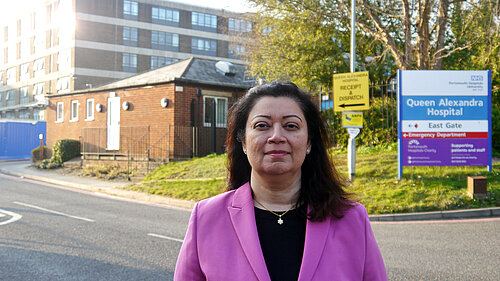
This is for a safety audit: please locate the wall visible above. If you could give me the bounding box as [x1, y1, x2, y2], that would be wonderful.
[46, 82, 246, 159]
[0, 120, 46, 160]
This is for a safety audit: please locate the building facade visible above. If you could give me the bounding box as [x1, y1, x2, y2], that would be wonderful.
[0, 0, 251, 121]
[46, 57, 252, 166]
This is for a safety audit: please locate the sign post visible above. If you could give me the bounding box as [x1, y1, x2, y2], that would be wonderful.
[398, 70, 492, 180]
[334, 71, 369, 180]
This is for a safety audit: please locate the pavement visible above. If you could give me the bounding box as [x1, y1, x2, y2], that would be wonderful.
[0, 160, 498, 221]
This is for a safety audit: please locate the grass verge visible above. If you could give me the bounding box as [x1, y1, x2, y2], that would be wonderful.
[125, 144, 499, 214]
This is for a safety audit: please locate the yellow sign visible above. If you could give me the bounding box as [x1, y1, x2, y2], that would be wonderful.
[333, 71, 370, 112]
[342, 112, 363, 128]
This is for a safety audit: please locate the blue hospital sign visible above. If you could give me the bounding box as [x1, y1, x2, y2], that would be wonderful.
[397, 70, 492, 179]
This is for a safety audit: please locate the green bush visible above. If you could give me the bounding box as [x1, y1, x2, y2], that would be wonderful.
[31, 146, 49, 162]
[38, 139, 80, 169]
[52, 139, 81, 164]
[38, 159, 61, 169]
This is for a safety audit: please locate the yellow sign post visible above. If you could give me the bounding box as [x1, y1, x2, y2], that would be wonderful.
[333, 71, 369, 112]
[342, 111, 363, 128]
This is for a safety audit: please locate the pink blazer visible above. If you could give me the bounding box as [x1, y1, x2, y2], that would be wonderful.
[174, 182, 387, 281]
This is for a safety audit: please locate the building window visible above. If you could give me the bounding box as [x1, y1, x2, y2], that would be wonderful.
[123, 26, 138, 46]
[18, 110, 30, 119]
[20, 87, 29, 104]
[6, 90, 16, 106]
[20, 39, 31, 58]
[34, 108, 44, 121]
[34, 58, 45, 77]
[152, 6, 179, 25]
[229, 44, 246, 59]
[123, 0, 138, 19]
[34, 7, 46, 29]
[6, 67, 16, 84]
[7, 45, 16, 62]
[34, 33, 46, 53]
[151, 31, 178, 51]
[21, 14, 32, 35]
[150, 56, 178, 69]
[122, 53, 137, 73]
[8, 22, 17, 41]
[6, 111, 15, 119]
[58, 49, 71, 71]
[20, 63, 30, 81]
[191, 37, 217, 56]
[203, 96, 227, 128]
[56, 102, 64, 122]
[56, 76, 70, 92]
[192, 12, 217, 32]
[86, 98, 94, 121]
[228, 18, 252, 33]
[70, 100, 78, 121]
[33, 82, 44, 101]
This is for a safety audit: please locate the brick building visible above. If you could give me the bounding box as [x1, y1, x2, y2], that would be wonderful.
[46, 57, 253, 167]
[0, 0, 252, 121]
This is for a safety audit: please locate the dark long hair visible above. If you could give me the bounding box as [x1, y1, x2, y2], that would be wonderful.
[226, 81, 353, 221]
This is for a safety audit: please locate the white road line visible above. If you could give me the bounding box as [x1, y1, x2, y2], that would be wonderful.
[13, 201, 95, 222]
[0, 209, 23, 226]
[148, 233, 184, 243]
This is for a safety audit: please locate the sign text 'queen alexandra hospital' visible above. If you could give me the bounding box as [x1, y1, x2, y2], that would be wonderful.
[398, 70, 492, 179]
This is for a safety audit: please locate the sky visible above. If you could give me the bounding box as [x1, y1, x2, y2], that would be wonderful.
[0, 0, 257, 25]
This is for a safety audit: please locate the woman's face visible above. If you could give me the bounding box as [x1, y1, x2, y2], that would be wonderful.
[243, 96, 310, 177]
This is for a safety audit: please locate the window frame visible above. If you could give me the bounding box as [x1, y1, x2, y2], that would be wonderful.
[56, 101, 64, 122]
[152, 6, 179, 25]
[203, 96, 228, 128]
[191, 37, 217, 56]
[122, 26, 138, 46]
[123, 0, 138, 18]
[191, 12, 217, 32]
[70, 100, 78, 122]
[19, 86, 29, 104]
[122, 53, 137, 73]
[6, 89, 16, 106]
[85, 98, 94, 121]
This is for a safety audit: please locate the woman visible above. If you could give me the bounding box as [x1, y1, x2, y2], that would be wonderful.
[174, 82, 387, 281]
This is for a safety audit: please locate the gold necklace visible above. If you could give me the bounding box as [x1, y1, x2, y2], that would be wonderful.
[254, 198, 294, 225]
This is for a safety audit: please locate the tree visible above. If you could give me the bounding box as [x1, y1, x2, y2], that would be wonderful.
[243, 0, 394, 90]
[444, 0, 499, 102]
[244, 0, 499, 90]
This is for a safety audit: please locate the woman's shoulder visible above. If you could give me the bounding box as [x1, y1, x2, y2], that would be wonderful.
[333, 202, 369, 224]
[197, 189, 238, 210]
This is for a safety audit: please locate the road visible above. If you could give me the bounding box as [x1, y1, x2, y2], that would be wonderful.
[1, 172, 499, 280]
[0, 173, 190, 281]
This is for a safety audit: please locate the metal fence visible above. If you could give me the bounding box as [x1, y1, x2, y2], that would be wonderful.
[314, 80, 398, 146]
[81, 125, 150, 158]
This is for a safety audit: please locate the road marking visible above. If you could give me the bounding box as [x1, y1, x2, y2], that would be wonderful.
[0, 209, 23, 226]
[148, 233, 184, 243]
[13, 201, 95, 222]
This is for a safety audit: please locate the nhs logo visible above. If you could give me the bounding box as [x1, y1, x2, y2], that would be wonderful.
[471, 75, 483, 81]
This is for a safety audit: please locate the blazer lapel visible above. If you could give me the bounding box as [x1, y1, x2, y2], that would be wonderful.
[228, 183, 271, 281]
[298, 213, 332, 281]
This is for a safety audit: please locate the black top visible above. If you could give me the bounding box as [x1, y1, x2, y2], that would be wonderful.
[254, 205, 307, 281]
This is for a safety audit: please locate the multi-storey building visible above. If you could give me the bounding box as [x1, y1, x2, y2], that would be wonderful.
[0, 0, 251, 121]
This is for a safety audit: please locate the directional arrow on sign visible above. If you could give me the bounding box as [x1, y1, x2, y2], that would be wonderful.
[339, 103, 366, 108]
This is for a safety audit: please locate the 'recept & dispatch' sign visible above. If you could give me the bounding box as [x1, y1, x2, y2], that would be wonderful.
[398, 70, 492, 178]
